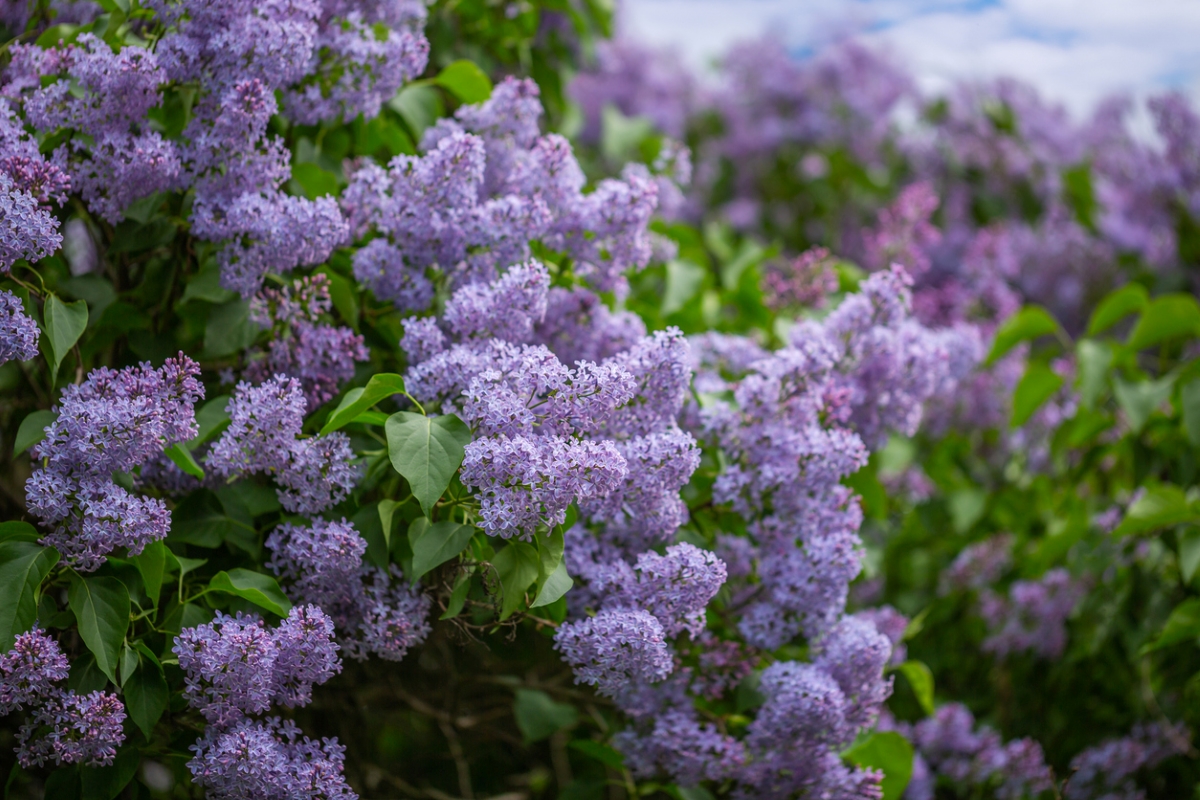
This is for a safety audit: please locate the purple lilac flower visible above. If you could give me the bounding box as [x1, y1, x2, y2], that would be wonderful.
[979, 567, 1085, 659]
[0, 289, 37, 364]
[857, 606, 909, 665]
[0, 628, 69, 714]
[270, 605, 342, 708]
[762, 247, 839, 311]
[531, 287, 647, 367]
[266, 520, 431, 661]
[25, 355, 203, 570]
[245, 275, 368, 410]
[1065, 722, 1189, 800]
[554, 608, 673, 698]
[188, 716, 355, 800]
[0, 172, 61, 269]
[812, 616, 893, 731]
[615, 708, 745, 787]
[16, 690, 126, 768]
[175, 612, 281, 727]
[443, 259, 549, 342]
[862, 182, 942, 278]
[206, 376, 358, 515]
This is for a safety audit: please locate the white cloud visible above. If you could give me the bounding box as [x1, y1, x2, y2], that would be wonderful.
[622, 0, 1200, 119]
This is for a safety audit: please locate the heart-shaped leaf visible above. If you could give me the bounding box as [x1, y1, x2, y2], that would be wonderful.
[386, 412, 472, 516]
[207, 569, 291, 616]
[68, 574, 130, 684]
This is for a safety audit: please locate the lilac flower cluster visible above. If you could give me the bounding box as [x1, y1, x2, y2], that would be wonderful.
[25, 355, 204, 570]
[0, 288, 37, 364]
[245, 275, 368, 409]
[206, 376, 358, 515]
[1064, 722, 1189, 800]
[175, 607, 354, 799]
[0, 628, 126, 768]
[761, 246, 839, 311]
[888, 703, 1054, 800]
[939, 534, 1014, 594]
[979, 567, 1085, 659]
[344, 77, 657, 304]
[0, 100, 64, 269]
[266, 519, 431, 661]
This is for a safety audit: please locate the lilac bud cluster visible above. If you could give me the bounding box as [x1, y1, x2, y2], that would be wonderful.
[25, 355, 204, 570]
[174, 607, 354, 799]
[266, 519, 431, 661]
[0, 628, 126, 768]
[245, 275, 368, 409]
[888, 703, 1055, 800]
[344, 77, 657, 305]
[0, 288, 37, 364]
[979, 567, 1086, 659]
[206, 376, 358, 515]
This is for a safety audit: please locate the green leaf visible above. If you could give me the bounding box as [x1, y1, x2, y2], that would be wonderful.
[80, 746, 139, 800]
[600, 105, 654, 163]
[1113, 374, 1175, 434]
[68, 575, 130, 685]
[124, 658, 167, 739]
[290, 162, 340, 199]
[385, 412, 472, 516]
[187, 395, 231, 448]
[1011, 363, 1064, 428]
[322, 374, 407, 434]
[208, 570, 292, 617]
[568, 740, 625, 769]
[315, 267, 359, 330]
[531, 561, 573, 608]
[179, 260, 235, 306]
[408, 518, 476, 583]
[169, 490, 249, 548]
[895, 661, 935, 716]
[0, 521, 39, 543]
[434, 60, 493, 104]
[43, 294, 88, 381]
[1180, 379, 1200, 446]
[440, 572, 472, 620]
[513, 688, 578, 743]
[0, 541, 59, 651]
[493, 542, 540, 620]
[203, 299, 258, 358]
[14, 409, 56, 457]
[1076, 340, 1113, 409]
[164, 442, 205, 479]
[133, 541, 169, 607]
[1087, 283, 1148, 336]
[390, 84, 443, 139]
[1144, 598, 1200, 652]
[377, 498, 401, 551]
[1178, 529, 1200, 583]
[843, 732, 913, 800]
[986, 305, 1060, 366]
[1128, 293, 1200, 350]
[1114, 484, 1200, 537]
[662, 259, 706, 316]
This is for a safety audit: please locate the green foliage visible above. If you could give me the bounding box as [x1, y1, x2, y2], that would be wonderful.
[385, 411, 472, 516]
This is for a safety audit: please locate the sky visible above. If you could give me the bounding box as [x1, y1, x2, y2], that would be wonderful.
[622, 0, 1200, 123]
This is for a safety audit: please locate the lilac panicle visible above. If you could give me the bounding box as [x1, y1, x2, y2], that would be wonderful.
[175, 612, 280, 727]
[0, 289, 38, 364]
[554, 609, 673, 698]
[16, 690, 126, 768]
[25, 355, 204, 570]
[0, 628, 69, 714]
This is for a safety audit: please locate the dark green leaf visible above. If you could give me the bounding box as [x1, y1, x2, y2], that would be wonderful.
[43, 295, 88, 381]
[440, 572, 472, 620]
[531, 561, 573, 608]
[1179, 529, 1200, 583]
[434, 60, 493, 103]
[1144, 598, 1200, 652]
[1114, 484, 1200, 537]
[187, 395, 230, 448]
[0, 521, 39, 543]
[1011, 363, 1064, 428]
[291, 162, 340, 199]
[322, 374, 407, 434]
[43, 767, 81, 800]
[385, 412, 472, 516]
[390, 84, 443, 139]
[0, 541, 59, 651]
[987, 305, 1060, 366]
[1075, 340, 1112, 409]
[203, 299, 258, 358]
[895, 661, 935, 716]
[408, 518, 476, 582]
[169, 490, 245, 548]
[208, 570, 291, 617]
[1113, 375, 1175, 434]
[568, 740, 625, 769]
[14, 409, 56, 457]
[179, 260, 235, 305]
[133, 541, 169, 607]
[164, 442, 205, 478]
[316, 267, 359, 330]
[80, 747, 139, 800]
[124, 659, 168, 739]
[493, 542, 540, 620]
[68, 575, 130, 685]
[843, 732, 913, 800]
[513, 688, 578, 742]
[1180, 379, 1200, 446]
[1087, 283, 1148, 336]
[1127, 293, 1200, 350]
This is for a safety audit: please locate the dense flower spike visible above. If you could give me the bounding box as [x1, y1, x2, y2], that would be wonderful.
[554, 609, 673, 697]
[25, 355, 203, 570]
[0, 288, 37, 363]
[207, 376, 358, 514]
[979, 568, 1085, 659]
[16, 690, 126, 768]
[1064, 722, 1188, 800]
[266, 519, 431, 661]
[0, 629, 68, 714]
[245, 275, 368, 409]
